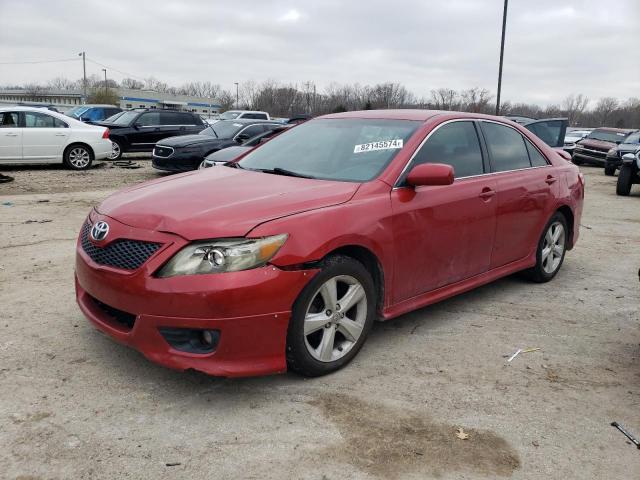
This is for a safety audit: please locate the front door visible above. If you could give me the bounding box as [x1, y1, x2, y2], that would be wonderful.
[21, 111, 70, 160]
[0, 111, 22, 161]
[129, 112, 163, 151]
[390, 120, 497, 302]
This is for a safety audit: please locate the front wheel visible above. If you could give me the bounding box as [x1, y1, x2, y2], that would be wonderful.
[616, 165, 633, 196]
[108, 140, 122, 160]
[63, 145, 93, 170]
[286, 255, 376, 377]
[525, 213, 568, 283]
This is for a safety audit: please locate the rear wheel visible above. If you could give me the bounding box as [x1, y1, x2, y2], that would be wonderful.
[616, 165, 633, 196]
[63, 145, 93, 170]
[286, 255, 376, 377]
[604, 164, 616, 176]
[108, 140, 122, 160]
[525, 212, 568, 283]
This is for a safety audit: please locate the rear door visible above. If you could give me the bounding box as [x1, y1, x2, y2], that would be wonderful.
[522, 118, 567, 148]
[390, 120, 497, 301]
[0, 111, 22, 161]
[22, 111, 70, 160]
[479, 121, 557, 269]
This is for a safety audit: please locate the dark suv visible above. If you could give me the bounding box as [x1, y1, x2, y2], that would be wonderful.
[95, 109, 205, 160]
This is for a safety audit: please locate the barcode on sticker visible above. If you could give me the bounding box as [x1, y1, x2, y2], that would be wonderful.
[354, 139, 403, 153]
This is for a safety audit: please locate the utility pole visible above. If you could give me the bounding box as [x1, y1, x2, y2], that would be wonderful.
[78, 51, 87, 103]
[234, 82, 239, 109]
[102, 68, 107, 95]
[495, 0, 509, 115]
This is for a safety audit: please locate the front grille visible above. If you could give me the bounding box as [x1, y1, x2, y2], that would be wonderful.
[153, 146, 174, 158]
[89, 294, 136, 329]
[81, 222, 162, 270]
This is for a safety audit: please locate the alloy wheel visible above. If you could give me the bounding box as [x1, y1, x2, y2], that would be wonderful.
[108, 141, 120, 160]
[68, 147, 91, 168]
[541, 221, 565, 274]
[303, 275, 367, 363]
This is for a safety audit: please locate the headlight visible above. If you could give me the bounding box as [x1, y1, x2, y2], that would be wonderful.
[157, 234, 288, 277]
[607, 148, 616, 155]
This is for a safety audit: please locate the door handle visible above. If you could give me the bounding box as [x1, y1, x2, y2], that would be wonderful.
[5, 133, 18, 136]
[54, 133, 66, 136]
[479, 187, 496, 201]
[545, 175, 557, 185]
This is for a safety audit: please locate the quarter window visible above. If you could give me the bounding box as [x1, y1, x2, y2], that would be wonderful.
[136, 112, 160, 126]
[481, 122, 531, 172]
[412, 121, 484, 178]
[525, 139, 548, 167]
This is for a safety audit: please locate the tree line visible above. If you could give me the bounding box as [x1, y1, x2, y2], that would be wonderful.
[3, 76, 639, 128]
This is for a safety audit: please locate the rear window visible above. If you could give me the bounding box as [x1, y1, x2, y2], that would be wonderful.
[587, 129, 629, 143]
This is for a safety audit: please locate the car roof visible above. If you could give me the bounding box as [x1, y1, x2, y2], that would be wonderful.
[216, 118, 280, 124]
[319, 109, 533, 123]
[591, 127, 637, 133]
[74, 104, 120, 108]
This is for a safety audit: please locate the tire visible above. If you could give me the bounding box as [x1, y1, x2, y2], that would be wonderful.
[604, 164, 616, 176]
[108, 140, 122, 160]
[63, 144, 93, 170]
[524, 212, 568, 283]
[286, 255, 376, 377]
[572, 157, 583, 166]
[616, 165, 633, 196]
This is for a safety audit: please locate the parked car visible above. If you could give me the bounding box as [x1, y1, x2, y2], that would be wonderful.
[199, 125, 291, 169]
[572, 128, 637, 166]
[219, 110, 271, 120]
[75, 109, 584, 377]
[66, 104, 122, 123]
[616, 149, 640, 196]
[0, 106, 111, 170]
[604, 131, 640, 176]
[93, 109, 206, 160]
[152, 119, 283, 172]
[563, 129, 591, 155]
[16, 103, 60, 112]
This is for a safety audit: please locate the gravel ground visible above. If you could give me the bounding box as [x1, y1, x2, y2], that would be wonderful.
[0, 161, 639, 480]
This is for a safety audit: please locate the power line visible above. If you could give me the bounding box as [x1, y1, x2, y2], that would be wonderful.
[85, 57, 146, 81]
[0, 58, 79, 65]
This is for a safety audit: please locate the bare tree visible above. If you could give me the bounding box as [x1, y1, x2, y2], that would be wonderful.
[121, 77, 144, 90]
[461, 88, 493, 113]
[593, 97, 619, 126]
[144, 77, 169, 93]
[562, 94, 589, 125]
[217, 90, 236, 112]
[48, 77, 76, 91]
[179, 81, 221, 98]
[430, 88, 459, 110]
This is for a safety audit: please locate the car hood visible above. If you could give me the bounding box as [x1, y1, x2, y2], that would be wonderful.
[96, 167, 360, 239]
[158, 134, 226, 148]
[578, 138, 615, 150]
[205, 146, 252, 162]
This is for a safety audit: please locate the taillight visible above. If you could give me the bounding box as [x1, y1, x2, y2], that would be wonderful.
[102, 128, 110, 139]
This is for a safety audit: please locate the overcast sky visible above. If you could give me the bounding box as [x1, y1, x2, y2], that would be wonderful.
[0, 0, 638, 106]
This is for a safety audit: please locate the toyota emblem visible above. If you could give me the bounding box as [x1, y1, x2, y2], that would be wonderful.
[90, 221, 110, 241]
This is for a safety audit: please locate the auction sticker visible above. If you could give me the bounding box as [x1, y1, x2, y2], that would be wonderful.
[354, 139, 403, 153]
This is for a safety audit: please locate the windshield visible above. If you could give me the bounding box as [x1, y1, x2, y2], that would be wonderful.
[622, 132, 640, 144]
[219, 111, 240, 120]
[238, 118, 420, 182]
[200, 121, 244, 139]
[67, 106, 89, 118]
[110, 111, 139, 126]
[104, 111, 125, 122]
[586, 129, 629, 143]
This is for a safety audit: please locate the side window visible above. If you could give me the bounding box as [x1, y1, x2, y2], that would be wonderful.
[525, 139, 548, 167]
[160, 112, 181, 125]
[53, 117, 68, 128]
[179, 113, 199, 125]
[0, 112, 18, 128]
[481, 122, 531, 172]
[237, 125, 265, 139]
[412, 121, 484, 178]
[524, 120, 564, 148]
[136, 112, 160, 126]
[24, 112, 59, 128]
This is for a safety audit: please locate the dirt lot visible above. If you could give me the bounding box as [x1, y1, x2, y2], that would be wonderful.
[1, 160, 639, 480]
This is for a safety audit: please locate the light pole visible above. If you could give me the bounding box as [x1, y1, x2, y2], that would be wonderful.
[101, 68, 108, 95]
[234, 82, 239, 109]
[495, 0, 509, 115]
[78, 51, 87, 103]
[208, 96, 211, 119]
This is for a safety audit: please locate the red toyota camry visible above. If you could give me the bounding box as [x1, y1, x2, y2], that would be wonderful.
[75, 110, 584, 377]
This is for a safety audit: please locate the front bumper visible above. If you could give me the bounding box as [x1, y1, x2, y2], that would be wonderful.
[605, 155, 622, 169]
[152, 150, 202, 172]
[573, 149, 607, 165]
[75, 215, 317, 377]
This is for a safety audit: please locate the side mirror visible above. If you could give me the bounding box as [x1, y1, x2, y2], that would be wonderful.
[406, 163, 454, 187]
[236, 133, 250, 143]
[133, 122, 141, 129]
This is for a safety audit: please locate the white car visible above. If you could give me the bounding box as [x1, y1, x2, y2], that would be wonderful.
[0, 106, 112, 170]
[218, 110, 271, 121]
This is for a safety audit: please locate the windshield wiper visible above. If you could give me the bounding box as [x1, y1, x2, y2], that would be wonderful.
[257, 167, 314, 179]
[224, 161, 244, 169]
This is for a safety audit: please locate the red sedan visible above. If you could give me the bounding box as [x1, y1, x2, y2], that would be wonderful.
[75, 110, 584, 377]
